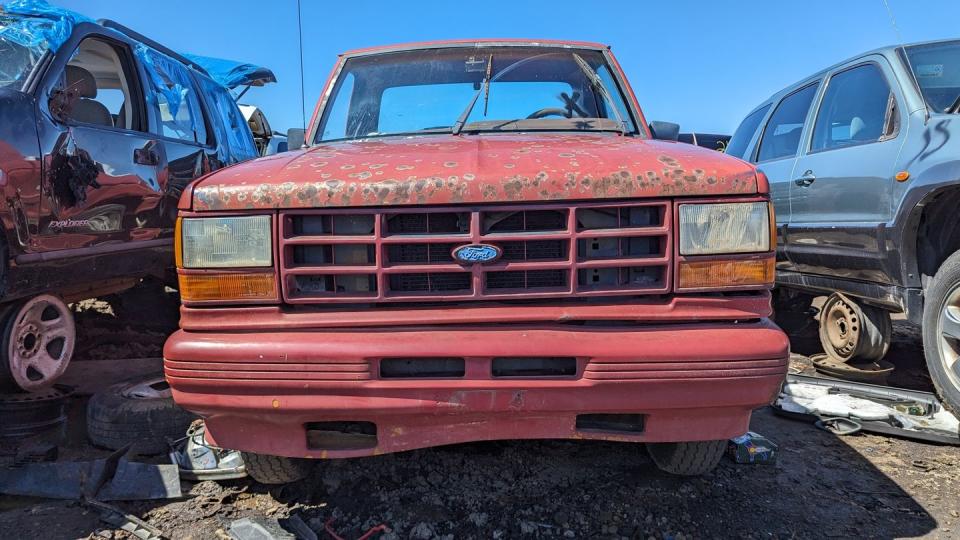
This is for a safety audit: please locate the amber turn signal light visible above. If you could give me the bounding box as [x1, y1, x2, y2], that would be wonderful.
[178, 272, 278, 302]
[678, 258, 775, 290]
[174, 217, 184, 268]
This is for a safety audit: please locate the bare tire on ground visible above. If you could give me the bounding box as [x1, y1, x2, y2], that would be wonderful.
[818, 293, 891, 363]
[922, 250, 960, 416]
[241, 452, 313, 485]
[647, 440, 726, 476]
[0, 295, 76, 393]
[87, 373, 196, 455]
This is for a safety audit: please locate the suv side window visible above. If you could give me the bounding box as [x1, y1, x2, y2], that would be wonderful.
[138, 45, 208, 145]
[726, 104, 770, 159]
[194, 74, 258, 162]
[756, 83, 818, 162]
[811, 63, 896, 152]
[57, 37, 145, 131]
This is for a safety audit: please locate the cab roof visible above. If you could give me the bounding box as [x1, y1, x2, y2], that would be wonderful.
[340, 39, 610, 58]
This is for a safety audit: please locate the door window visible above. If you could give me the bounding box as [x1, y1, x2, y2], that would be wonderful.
[194, 74, 258, 162]
[726, 103, 770, 159]
[811, 64, 895, 152]
[138, 45, 208, 145]
[756, 83, 818, 162]
[57, 37, 144, 131]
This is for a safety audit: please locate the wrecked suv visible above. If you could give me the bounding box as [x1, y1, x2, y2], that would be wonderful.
[165, 40, 789, 483]
[0, 3, 269, 391]
[727, 39, 960, 414]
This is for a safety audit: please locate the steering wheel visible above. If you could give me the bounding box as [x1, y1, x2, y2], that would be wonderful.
[526, 92, 591, 120]
[526, 108, 570, 119]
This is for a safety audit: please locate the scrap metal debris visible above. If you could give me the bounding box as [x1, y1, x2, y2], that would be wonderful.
[170, 420, 247, 481]
[87, 498, 166, 540]
[227, 517, 295, 540]
[0, 444, 181, 500]
[773, 373, 960, 444]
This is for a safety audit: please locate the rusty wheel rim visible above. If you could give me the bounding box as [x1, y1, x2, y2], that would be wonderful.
[822, 296, 860, 362]
[6, 295, 75, 392]
[938, 284, 960, 389]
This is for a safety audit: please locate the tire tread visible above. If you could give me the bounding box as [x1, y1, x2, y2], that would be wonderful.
[647, 440, 726, 476]
[241, 452, 312, 485]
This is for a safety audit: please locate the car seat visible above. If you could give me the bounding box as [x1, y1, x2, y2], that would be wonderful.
[65, 65, 113, 127]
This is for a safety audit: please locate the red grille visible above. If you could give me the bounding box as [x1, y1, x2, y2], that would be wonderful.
[279, 201, 671, 304]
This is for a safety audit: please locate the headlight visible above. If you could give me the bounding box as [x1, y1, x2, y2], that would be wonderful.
[678, 202, 770, 255]
[179, 215, 272, 268]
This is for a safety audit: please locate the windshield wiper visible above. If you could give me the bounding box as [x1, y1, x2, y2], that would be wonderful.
[572, 53, 627, 136]
[452, 54, 492, 135]
[947, 93, 960, 114]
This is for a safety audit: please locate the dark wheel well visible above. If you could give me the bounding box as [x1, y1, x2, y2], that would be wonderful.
[0, 234, 7, 299]
[916, 188, 960, 286]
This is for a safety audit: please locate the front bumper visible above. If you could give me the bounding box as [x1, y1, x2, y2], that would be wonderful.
[164, 318, 789, 459]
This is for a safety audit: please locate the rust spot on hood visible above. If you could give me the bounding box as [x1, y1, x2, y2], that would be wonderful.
[189, 134, 760, 211]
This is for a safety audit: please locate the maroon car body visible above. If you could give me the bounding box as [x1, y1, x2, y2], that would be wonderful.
[165, 40, 788, 480]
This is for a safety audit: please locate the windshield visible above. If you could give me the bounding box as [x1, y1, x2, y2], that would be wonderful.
[904, 40, 960, 113]
[316, 46, 638, 142]
[0, 14, 50, 90]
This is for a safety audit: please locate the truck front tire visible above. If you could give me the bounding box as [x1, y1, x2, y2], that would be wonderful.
[922, 250, 960, 416]
[241, 452, 313, 485]
[647, 440, 726, 476]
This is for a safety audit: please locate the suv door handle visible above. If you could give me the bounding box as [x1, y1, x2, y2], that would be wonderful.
[794, 170, 816, 187]
[134, 141, 160, 166]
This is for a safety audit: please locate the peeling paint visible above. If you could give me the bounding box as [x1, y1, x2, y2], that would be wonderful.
[190, 133, 760, 211]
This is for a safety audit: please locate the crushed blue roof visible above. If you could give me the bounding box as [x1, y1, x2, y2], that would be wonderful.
[0, 0, 91, 51]
[183, 54, 277, 90]
[0, 0, 275, 94]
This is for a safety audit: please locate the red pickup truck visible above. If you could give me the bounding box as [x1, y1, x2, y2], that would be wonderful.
[164, 40, 789, 484]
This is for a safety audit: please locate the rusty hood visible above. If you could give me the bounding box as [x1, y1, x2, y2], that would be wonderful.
[188, 133, 761, 211]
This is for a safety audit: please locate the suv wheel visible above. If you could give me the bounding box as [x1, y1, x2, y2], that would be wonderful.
[818, 293, 891, 363]
[647, 440, 726, 476]
[0, 295, 76, 392]
[922, 251, 960, 415]
[241, 452, 313, 485]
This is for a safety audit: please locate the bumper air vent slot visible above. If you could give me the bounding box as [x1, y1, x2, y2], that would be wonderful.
[380, 357, 465, 378]
[491, 357, 576, 377]
[306, 421, 377, 450]
[576, 414, 646, 434]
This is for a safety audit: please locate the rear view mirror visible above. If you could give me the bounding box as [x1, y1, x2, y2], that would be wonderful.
[287, 128, 306, 150]
[649, 121, 680, 141]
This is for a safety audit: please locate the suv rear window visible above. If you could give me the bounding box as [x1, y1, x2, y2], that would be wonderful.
[726, 104, 770, 159]
[139, 46, 208, 144]
[756, 83, 818, 162]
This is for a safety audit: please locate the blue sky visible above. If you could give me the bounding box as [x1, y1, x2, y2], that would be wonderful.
[56, 0, 960, 135]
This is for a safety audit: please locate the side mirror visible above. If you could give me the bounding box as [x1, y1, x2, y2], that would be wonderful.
[287, 128, 306, 150]
[649, 121, 680, 141]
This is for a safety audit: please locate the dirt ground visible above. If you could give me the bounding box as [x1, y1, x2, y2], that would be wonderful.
[1, 297, 958, 539]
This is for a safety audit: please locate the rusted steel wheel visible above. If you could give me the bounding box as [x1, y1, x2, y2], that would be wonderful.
[818, 293, 891, 363]
[0, 295, 76, 393]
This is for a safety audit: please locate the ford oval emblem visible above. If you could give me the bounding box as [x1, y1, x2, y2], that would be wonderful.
[452, 244, 502, 264]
